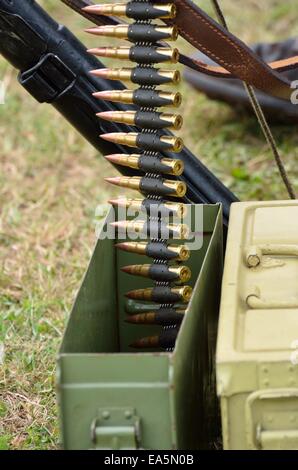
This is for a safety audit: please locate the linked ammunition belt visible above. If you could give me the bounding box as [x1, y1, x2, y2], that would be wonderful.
[86, 1, 191, 351]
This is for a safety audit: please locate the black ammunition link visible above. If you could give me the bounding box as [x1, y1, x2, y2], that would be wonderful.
[159, 328, 179, 349]
[127, 24, 174, 43]
[138, 154, 173, 173]
[129, 46, 174, 64]
[142, 220, 177, 239]
[142, 199, 177, 217]
[148, 264, 180, 282]
[126, 2, 174, 20]
[151, 286, 182, 303]
[155, 308, 184, 325]
[132, 89, 173, 107]
[140, 176, 173, 196]
[135, 111, 172, 129]
[146, 241, 180, 260]
[131, 67, 177, 86]
[136, 134, 172, 152]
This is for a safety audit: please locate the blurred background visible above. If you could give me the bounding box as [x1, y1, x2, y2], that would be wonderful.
[0, 0, 297, 449]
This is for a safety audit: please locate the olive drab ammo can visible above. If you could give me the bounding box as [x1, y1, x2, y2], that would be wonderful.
[57, 204, 223, 449]
[217, 200, 298, 450]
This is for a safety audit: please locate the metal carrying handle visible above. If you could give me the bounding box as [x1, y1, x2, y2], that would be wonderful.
[246, 285, 298, 310]
[245, 244, 298, 268]
[245, 389, 298, 450]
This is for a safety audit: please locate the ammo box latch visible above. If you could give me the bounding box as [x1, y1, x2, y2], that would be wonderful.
[91, 408, 141, 450]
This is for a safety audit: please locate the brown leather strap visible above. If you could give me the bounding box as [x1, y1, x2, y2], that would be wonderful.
[165, 0, 297, 99]
[61, 0, 298, 100]
[181, 53, 298, 77]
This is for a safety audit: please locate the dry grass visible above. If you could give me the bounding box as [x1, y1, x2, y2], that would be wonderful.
[0, 0, 297, 449]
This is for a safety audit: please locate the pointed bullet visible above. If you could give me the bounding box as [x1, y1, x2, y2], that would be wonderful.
[126, 313, 157, 325]
[82, 4, 127, 15]
[121, 263, 191, 282]
[104, 154, 135, 165]
[85, 24, 178, 41]
[108, 197, 186, 218]
[130, 335, 160, 349]
[82, 3, 176, 20]
[89, 68, 110, 78]
[104, 175, 187, 199]
[88, 46, 179, 64]
[93, 90, 134, 104]
[97, 111, 120, 121]
[100, 132, 184, 153]
[126, 309, 185, 326]
[89, 67, 180, 85]
[125, 286, 192, 303]
[111, 220, 189, 239]
[94, 89, 181, 107]
[101, 133, 123, 143]
[97, 110, 183, 130]
[97, 111, 135, 126]
[104, 176, 140, 191]
[87, 47, 109, 57]
[104, 154, 184, 176]
[81, 5, 103, 12]
[130, 328, 179, 349]
[115, 241, 190, 261]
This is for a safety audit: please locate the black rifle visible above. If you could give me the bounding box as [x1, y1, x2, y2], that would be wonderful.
[0, 0, 238, 226]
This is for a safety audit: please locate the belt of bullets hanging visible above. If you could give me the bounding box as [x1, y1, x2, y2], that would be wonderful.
[86, 1, 192, 351]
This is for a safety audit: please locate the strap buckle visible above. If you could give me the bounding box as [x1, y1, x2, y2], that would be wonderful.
[19, 53, 76, 103]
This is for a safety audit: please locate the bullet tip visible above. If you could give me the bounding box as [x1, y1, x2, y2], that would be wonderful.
[82, 5, 104, 13]
[100, 133, 118, 142]
[96, 111, 113, 121]
[104, 154, 115, 162]
[100, 133, 112, 142]
[110, 221, 127, 229]
[108, 198, 127, 206]
[89, 68, 108, 77]
[81, 6, 94, 12]
[125, 291, 134, 299]
[104, 176, 118, 184]
[87, 47, 107, 56]
[114, 242, 128, 251]
[120, 266, 131, 274]
[104, 154, 125, 163]
[85, 27, 106, 36]
[93, 90, 115, 100]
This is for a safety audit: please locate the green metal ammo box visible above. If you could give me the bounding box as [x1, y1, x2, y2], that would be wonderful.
[57, 204, 223, 450]
[217, 200, 298, 450]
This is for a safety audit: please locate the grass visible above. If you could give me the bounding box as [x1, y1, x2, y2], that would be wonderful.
[0, 0, 297, 450]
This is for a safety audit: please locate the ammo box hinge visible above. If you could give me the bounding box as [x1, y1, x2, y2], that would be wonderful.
[19, 53, 76, 103]
[91, 408, 141, 450]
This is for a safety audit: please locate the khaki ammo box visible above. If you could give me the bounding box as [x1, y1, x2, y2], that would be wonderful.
[58, 204, 223, 450]
[217, 200, 298, 450]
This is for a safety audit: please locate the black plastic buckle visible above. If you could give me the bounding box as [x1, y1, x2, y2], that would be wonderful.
[18, 53, 76, 103]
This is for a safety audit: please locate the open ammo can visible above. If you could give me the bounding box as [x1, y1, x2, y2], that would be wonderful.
[57, 204, 223, 449]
